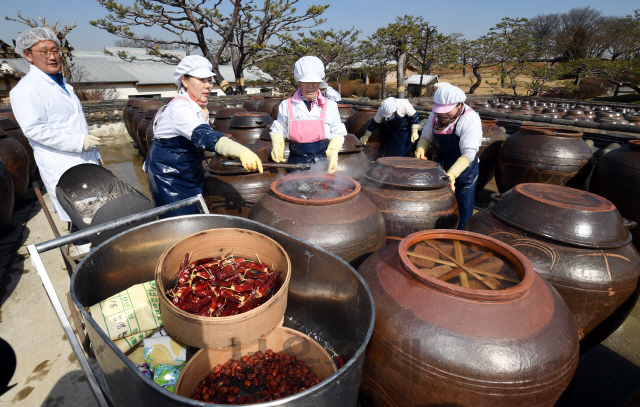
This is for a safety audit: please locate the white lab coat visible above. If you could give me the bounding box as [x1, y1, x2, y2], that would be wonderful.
[270, 93, 347, 143]
[420, 103, 482, 161]
[10, 64, 100, 222]
[152, 89, 208, 141]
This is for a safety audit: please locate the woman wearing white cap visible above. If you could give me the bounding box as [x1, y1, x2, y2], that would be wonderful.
[359, 97, 420, 157]
[415, 84, 481, 230]
[319, 81, 342, 103]
[145, 55, 262, 217]
[270, 56, 347, 172]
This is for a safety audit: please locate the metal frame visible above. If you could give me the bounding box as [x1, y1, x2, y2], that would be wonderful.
[26, 195, 209, 407]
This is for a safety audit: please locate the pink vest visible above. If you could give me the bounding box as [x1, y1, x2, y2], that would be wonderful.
[287, 90, 328, 143]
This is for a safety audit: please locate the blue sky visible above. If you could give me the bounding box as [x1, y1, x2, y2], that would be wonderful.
[1, 0, 638, 51]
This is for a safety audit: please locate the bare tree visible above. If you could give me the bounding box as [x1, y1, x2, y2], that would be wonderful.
[114, 34, 180, 50]
[5, 11, 77, 79]
[528, 13, 560, 65]
[555, 7, 606, 61]
[466, 36, 498, 94]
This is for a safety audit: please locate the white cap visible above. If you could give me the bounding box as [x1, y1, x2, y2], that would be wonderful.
[433, 85, 466, 113]
[319, 81, 328, 89]
[380, 97, 397, 119]
[174, 55, 216, 87]
[294, 56, 325, 83]
[433, 81, 450, 90]
[15, 27, 60, 56]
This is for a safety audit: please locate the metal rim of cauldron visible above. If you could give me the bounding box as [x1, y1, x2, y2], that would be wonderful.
[270, 173, 361, 206]
[70, 214, 376, 407]
[397, 229, 535, 302]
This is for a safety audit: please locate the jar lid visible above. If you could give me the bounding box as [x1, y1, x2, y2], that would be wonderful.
[207, 135, 266, 174]
[364, 157, 450, 189]
[271, 173, 360, 205]
[398, 230, 533, 301]
[215, 108, 247, 120]
[340, 134, 364, 153]
[489, 183, 635, 248]
[228, 112, 273, 128]
[0, 117, 20, 131]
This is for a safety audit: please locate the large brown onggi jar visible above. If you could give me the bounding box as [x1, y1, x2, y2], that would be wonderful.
[136, 107, 162, 156]
[254, 126, 290, 162]
[145, 122, 155, 152]
[590, 140, 640, 250]
[465, 183, 640, 350]
[225, 112, 273, 145]
[122, 99, 135, 136]
[358, 230, 579, 407]
[360, 157, 458, 241]
[0, 117, 37, 179]
[212, 107, 247, 133]
[124, 99, 150, 143]
[132, 101, 163, 148]
[338, 104, 356, 123]
[495, 126, 592, 192]
[248, 173, 386, 266]
[242, 95, 264, 112]
[206, 103, 225, 125]
[0, 130, 29, 204]
[204, 145, 283, 217]
[0, 107, 16, 121]
[0, 158, 13, 235]
[476, 117, 508, 192]
[345, 108, 389, 161]
[257, 97, 284, 115]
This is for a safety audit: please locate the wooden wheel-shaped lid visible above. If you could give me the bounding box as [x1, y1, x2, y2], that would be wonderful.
[364, 157, 450, 189]
[398, 230, 532, 301]
[489, 183, 636, 248]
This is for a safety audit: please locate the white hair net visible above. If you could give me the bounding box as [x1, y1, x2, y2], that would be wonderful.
[15, 27, 60, 56]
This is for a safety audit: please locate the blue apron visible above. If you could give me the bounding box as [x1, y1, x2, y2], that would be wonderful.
[432, 107, 479, 230]
[368, 111, 420, 157]
[288, 139, 330, 164]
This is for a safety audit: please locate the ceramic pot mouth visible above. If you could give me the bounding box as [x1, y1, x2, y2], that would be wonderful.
[131, 99, 151, 107]
[138, 101, 164, 113]
[215, 108, 248, 119]
[249, 95, 265, 99]
[337, 104, 354, 109]
[270, 173, 360, 205]
[397, 230, 534, 302]
[519, 126, 583, 138]
[356, 108, 378, 113]
[479, 117, 498, 125]
[228, 112, 273, 128]
[629, 140, 640, 150]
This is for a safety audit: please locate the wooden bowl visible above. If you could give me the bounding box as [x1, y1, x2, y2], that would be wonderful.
[156, 228, 291, 349]
[174, 326, 337, 398]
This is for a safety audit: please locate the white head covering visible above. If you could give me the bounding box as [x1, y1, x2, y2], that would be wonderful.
[173, 55, 216, 87]
[380, 97, 398, 119]
[294, 56, 325, 83]
[433, 85, 466, 113]
[433, 82, 450, 90]
[319, 81, 328, 89]
[15, 27, 60, 56]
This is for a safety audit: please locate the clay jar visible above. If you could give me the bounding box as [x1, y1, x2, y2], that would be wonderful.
[242, 95, 264, 112]
[590, 140, 640, 250]
[212, 107, 247, 133]
[249, 173, 386, 266]
[345, 108, 389, 161]
[0, 158, 13, 234]
[145, 122, 155, 152]
[358, 230, 579, 407]
[203, 145, 284, 218]
[122, 99, 135, 135]
[225, 112, 273, 145]
[466, 183, 640, 350]
[0, 117, 36, 179]
[0, 129, 29, 204]
[477, 117, 509, 192]
[335, 134, 370, 180]
[337, 104, 356, 123]
[136, 108, 161, 155]
[257, 97, 284, 115]
[495, 126, 592, 192]
[206, 104, 225, 125]
[125, 99, 150, 143]
[360, 157, 459, 241]
[132, 101, 163, 148]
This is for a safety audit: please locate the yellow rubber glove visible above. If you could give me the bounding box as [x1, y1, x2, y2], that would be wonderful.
[359, 130, 372, 146]
[445, 156, 472, 192]
[270, 133, 286, 163]
[214, 137, 263, 173]
[410, 124, 420, 143]
[414, 137, 431, 159]
[326, 137, 343, 173]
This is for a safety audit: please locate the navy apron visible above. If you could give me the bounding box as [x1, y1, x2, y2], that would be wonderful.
[432, 107, 479, 230]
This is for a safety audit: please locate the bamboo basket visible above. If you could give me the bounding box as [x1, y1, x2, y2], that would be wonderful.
[174, 326, 337, 398]
[156, 228, 291, 349]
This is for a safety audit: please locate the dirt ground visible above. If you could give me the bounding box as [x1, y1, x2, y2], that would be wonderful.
[434, 69, 559, 97]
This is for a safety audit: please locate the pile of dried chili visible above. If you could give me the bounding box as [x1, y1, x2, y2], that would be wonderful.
[166, 253, 282, 317]
[189, 349, 322, 403]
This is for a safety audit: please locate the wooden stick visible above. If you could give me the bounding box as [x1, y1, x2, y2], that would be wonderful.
[454, 240, 464, 264]
[459, 272, 470, 288]
[407, 252, 518, 283]
[426, 242, 497, 290]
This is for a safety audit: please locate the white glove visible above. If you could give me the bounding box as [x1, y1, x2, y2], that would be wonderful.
[83, 134, 103, 151]
[411, 124, 420, 143]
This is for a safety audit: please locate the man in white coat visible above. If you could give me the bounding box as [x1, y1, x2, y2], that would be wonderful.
[10, 27, 102, 223]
